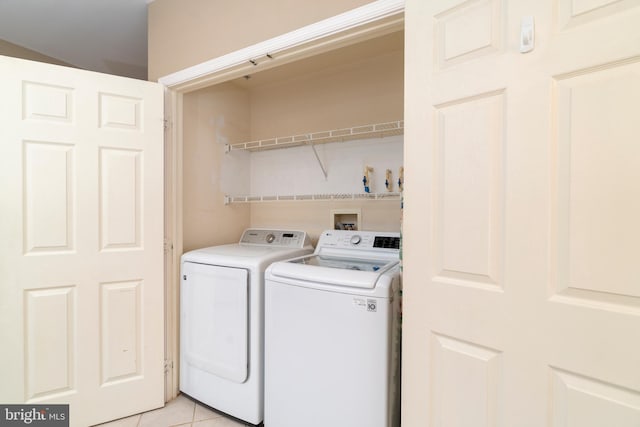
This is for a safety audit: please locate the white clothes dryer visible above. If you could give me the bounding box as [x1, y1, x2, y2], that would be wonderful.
[180, 229, 312, 425]
[264, 230, 401, 427]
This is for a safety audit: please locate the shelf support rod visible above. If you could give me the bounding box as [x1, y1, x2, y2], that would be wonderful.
[307, 138, 328, 180]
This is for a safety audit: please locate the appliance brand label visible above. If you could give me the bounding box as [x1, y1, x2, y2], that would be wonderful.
[367, 299, 377, 312]
[353, 298, 378, 312]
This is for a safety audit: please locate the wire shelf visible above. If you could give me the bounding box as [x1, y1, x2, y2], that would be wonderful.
[224, 192, 402, 204]
[226, 120, 404, 152]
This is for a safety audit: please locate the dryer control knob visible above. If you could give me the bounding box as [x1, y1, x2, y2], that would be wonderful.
[266, 233, 276, 244]
[350, 235, 362, 245]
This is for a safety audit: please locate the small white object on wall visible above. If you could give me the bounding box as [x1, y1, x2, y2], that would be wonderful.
[520, 16, 535, 53]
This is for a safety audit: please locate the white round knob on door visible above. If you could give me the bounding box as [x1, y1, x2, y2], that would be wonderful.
[350, 235, 362, 245]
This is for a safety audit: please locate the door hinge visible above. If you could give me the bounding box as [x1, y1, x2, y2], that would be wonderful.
[163, 118, 171, 131]
[164, 238, 173, 253]
[164, 359, 173, 374]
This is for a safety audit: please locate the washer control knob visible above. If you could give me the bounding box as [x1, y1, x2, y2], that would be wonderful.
[350, 235, 362, 245]
[266, 233, 276, 244]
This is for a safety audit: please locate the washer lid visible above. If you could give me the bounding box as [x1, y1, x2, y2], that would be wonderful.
[268, 255, 398, 289]
[293, 254, 390, 272]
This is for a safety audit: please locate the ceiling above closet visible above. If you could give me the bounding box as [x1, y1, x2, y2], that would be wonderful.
[231, 30, 404, 89]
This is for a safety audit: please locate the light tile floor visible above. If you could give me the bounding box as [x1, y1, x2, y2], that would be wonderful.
[95, 394, 252, 427]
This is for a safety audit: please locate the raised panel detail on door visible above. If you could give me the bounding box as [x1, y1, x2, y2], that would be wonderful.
[556, 0, 639, 30]
[434, 0, 502, 69]
[99, 148, 142, 251]
[99, 93, 142, 131]
[404, 1, 640, 426]
[1, 54, 163, 426]
[25, 286, 76, 401]
[101, 280, 142, 385]
[552, 58, 640, 308]
[551, 368, 640, 426]
[433, 91, 504, 290]
[430, 333, 502, 427]
[23, 141, 75, 255]
[22, 82, 73, 123]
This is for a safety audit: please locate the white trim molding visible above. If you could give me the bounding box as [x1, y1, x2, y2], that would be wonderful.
[158, 0, 404, 92]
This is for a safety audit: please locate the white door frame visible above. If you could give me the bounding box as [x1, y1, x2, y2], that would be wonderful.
[158, 0, 405, 399]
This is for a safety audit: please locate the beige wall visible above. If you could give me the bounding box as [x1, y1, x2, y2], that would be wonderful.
[183, 31, 403, 247]
[0, 39, 74, 68]
[159, 1, 403, 248]
[182, 83, 251, 251]
[251, 200, 401, 246]
[148, 0, 375, 81]
[249, 47, 403, 139]
[245, 35, 404, 241]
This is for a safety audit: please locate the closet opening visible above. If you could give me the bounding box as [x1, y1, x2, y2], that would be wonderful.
[160, 3, 405, 398]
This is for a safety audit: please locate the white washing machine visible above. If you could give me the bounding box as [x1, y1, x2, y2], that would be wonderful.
[180, 229, 313, 425]
[264, 230, 401, 427]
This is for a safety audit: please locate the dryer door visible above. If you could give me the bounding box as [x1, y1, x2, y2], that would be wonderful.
[181, 262, 249, 383]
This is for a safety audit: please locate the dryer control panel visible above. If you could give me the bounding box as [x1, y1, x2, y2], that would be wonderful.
[240, 229, 310, 248]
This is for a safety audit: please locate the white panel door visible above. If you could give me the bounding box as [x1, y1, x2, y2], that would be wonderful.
[403, 1, 640, 426]
[0, 55, 164, 427]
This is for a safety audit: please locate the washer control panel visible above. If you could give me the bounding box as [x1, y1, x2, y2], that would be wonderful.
[318, 230, 400, 251]
[240, 229, 309, 248]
